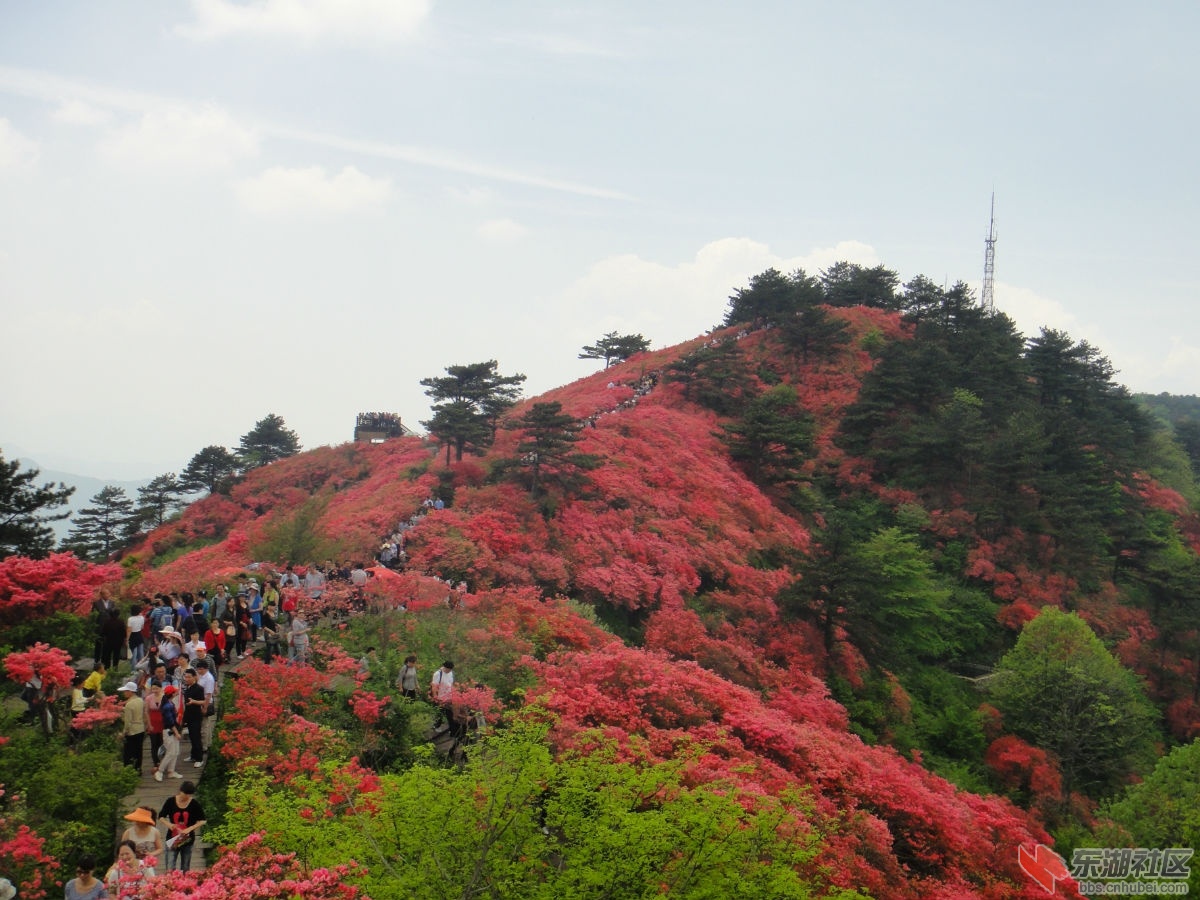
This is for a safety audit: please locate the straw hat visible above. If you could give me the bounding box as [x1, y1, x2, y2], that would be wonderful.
[124, 808, 156, 826]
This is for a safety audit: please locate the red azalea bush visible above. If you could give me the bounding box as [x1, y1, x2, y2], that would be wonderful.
[0, 553, 122, 628]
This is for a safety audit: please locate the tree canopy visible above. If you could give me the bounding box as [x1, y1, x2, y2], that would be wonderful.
[421, 360, 526, 463]
[0, 451, 74, 559]
[237, 414, 302, 470]
[990, 608, 1159, 798]
[579, 331, 651, 368]
[61, 485, 138, 562]
[179, 444, 241, 494]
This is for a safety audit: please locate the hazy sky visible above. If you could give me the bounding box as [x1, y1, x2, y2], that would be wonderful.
[2, 1, 1197, 479]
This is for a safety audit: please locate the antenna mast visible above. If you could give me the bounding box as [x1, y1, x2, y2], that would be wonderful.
[981, 193, 997, 312]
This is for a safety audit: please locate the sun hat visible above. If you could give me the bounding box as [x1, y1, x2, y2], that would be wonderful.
[118, 681, 140, 693]
[163, 685, 177, 695]
[124, 808, 156, 826]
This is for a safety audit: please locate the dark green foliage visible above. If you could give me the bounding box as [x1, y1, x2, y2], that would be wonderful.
[61, 485, 137, 561]
[990, 608, 1160, 798]
[179, 444, 241, 494]
[237, 413, 302, 470]
[820, 261, 900, 310]
[0, 726, 137, 868]
[0, 450, 74, 558]
[664, 341, 756, 416]
[721, 384, 814, 485]
[777, 304, 851, 364]
[135, 472, 184, 529]
[505, 401, 600, 501]
[0, 610, 93, 660]
[579, 331, 651, 368]
[421, 360, 526, 463]
[722, 267, 823, 329]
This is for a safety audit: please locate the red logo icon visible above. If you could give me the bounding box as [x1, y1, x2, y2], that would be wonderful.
[1018, 843, 1070, 894]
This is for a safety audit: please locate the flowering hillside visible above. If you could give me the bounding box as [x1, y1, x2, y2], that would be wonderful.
[12, 295, 1198, 897]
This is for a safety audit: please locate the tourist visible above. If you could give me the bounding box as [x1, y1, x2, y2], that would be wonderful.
[158, 781, 206, 872]
[120, 806, 164, 861]
[180, 668, 206, 767]
[63, 853, 106, 900]
[105, 840, 154, 897]
[125, 603, 147, 669]
[118, 681, 145, 773]
[397, 655, 419, 699]
[157, 684, 183, 780]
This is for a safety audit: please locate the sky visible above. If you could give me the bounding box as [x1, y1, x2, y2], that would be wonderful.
[1, 1, 1198, 480]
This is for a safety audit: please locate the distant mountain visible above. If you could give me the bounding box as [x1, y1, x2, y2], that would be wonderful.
[14, 457, 152, 543]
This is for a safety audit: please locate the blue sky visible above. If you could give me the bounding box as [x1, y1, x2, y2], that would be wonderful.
[1, 1, 1197, 479]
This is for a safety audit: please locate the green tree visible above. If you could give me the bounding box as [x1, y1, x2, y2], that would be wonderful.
[505, 401, 601, 499]
[1097, 740, 1200, 895]
[134, 472, 184, 529]
[0, 450, 74, 558]
[579, 331, 651, 368]
[215, 723, 848, 900]
[62, 485, 138, 561]
[237, 414, 302, 470]
[723, 267, 823, 330]
[777, 305, 850, 364]
[820, 261, 900, 310]
[990, 608, 1159, 799]
[178, 445, 240, 494]
[721, 384, 814, 484]
[421, 360, 526, 464]
[664, 341, 755, 417]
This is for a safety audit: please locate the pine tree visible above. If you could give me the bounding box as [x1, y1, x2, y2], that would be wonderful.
[135, 473, 184, 529]
[237, 414, 302, 470]
[579, 332, 651, 368]
[62, 485, 138, 561]
[505, 401, 600, 498]
[0, 450, 75, 558]
[179, 445, 241, 494]
[421, 361, 526, 464]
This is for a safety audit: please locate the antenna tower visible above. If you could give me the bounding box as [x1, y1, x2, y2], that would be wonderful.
[981, 193, 997, 312]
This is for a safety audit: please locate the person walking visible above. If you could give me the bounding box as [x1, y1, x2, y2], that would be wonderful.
[118, 681, 145, 773]
[156, 684, 183, 780]
[120, 806, 164, 861]
[180, 668, 206, 768]
[158, 782, 206, 872]
[397, 655, 420, 699]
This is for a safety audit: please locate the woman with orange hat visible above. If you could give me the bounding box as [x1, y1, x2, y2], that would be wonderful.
[120, 805, 164, 861]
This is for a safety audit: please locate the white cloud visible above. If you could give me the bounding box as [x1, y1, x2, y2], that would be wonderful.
[51, 99, 111, 126]
[492, 32, 624, 59]
[0, 118, 38, 170]
[0, 66, 631, 200]
[236, 164, 391, 214]
[446, 185, 494, 206]
[478, 218, 528, 243]
[558, 237, 880, 345]
[992, 280, 1080, 337]
[100, 104, 259, 171]
[176, 0, 431, 44]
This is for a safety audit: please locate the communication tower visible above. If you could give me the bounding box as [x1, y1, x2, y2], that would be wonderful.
[981, 193, 997, 312]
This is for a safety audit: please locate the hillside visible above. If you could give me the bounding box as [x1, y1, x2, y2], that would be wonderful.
[96, 282, 1199, 896]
